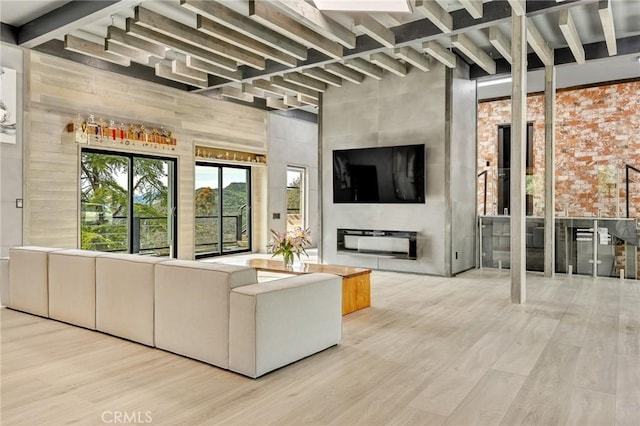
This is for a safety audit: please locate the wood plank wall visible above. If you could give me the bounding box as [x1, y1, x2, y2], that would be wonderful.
[24, 51, 268, 259]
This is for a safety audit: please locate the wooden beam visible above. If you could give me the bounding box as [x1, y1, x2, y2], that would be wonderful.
[126, 19, 238, 71]
[344, 58, 383, 80]
[422, 41, 456, 68]
[284, 94, 303, 108]
[172, 59, 208, 82]
[559, 9, 585, 64]
[325, 62, 365, 84]
[134, 6, 265, 70]
[197, 15, 297, 67]
[489, 26, 512, 64]
[248, 1, 343, 60]
[598, 0, 617, 56]
[543, 59, 556, 278]
[155, 62, 207, 88]
[300, 67, 342, 87]
[414, 0, 453, 33]
[353, 14, 395, 49]
[266, 97, 288, 110]
[64, 34, 130, 66]
[241, 83, 265, 97]
[220, 85, 254, 102]
[452, 33, 496, 74]
[370, 52, 407, 77]
[186, 56, 242, 82]
[270, 76, 320, 100]
[394, 46, 430, 72]
[283, 72, 327, 92]
[298, 94, 318, 107]
[252, 79, 288, 96]
[180, 0, 307, 60]
[507, 0, 526, 17]
[105, 39, 150, 65]
[107, 25, 165, 59]
[269, 0, 356, 48]
[526, 19, 554, 66]
[459, 0, 483, 19]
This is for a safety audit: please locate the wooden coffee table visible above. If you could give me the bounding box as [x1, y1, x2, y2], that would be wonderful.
[246, 259, 371, 315]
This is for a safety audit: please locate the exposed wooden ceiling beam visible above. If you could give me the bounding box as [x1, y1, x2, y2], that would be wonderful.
[559, 9, 585, 64]
[252, 79, 288, 96]
[241, 83, 265, 97]
[186, 55, 242, 82]
[325, 62, 365, 84]
[414, 0, 453, 33]
[459, 0, 484, 19]
[180, 0, 307, 60]
[300, 67, 342, 87]
[248, 0, 343, 60]
[370, 52, 407, 77]
[172, 59, 208, 82]
[64, 34, 130, 66]
[353, 14, 395, 49]
[489, 26, 512, 64]
[107, 25, 165, 59]
[271, 76, 320, 100]
[298, 94, 318, 107]
[507, 0, 526, 17]
[452, 33, 496, 74]
[394, 46, 430, 72]
[269, 0, 356, 49]
[266, 97, 288, 110]
[283, 72, 328, 92]
[105, 39, 150, 65]
[126, 19, 238, 72]
[197, 15, 297, 68]
[220, 86, 254, 102]
[344, 58, 383, 80]
[422, 41, 457, 68]
[134, 6, 265, 70]
[155, 62, 207, 88]
[526, 19, 554, 66]
[598, 0, 617, 56]
[284, 94, 303, 108]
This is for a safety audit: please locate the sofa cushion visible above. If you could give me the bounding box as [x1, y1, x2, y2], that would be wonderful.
[0, 257, 9, 307]
[154, 260, 257, 368]
[96, 253, 168, 346]
[229, 273, 342, 378]
[9, 246, 61, 317]
[48, 249, 103, 329]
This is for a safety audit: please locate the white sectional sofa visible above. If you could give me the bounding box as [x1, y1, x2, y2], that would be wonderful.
[2, 247, 342, 378]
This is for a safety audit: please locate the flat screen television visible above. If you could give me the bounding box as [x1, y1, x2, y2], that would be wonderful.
[333, 144, 425, 203]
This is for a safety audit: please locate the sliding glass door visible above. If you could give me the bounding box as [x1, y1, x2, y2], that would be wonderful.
[80, 149, 177, 257]
[195, 163, 251, 257]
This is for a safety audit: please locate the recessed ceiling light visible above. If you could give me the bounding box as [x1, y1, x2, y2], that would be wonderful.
[313, 0, 412, 13]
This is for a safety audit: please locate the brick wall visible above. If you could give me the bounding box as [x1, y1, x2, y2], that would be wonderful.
[477, 80, 640, 219]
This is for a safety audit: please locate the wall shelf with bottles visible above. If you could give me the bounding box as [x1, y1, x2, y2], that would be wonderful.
[195, 145, 267, 166]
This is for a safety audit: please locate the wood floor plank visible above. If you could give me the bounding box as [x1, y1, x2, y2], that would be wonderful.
[565, 388, 616, 426]
[573, 350, 617, 394]
[616, 353, 640, 426]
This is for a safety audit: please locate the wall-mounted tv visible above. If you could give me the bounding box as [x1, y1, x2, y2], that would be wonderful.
[333, 144, 425, 203]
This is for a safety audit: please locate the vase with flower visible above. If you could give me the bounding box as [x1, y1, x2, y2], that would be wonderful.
[267, 227, 311, 269]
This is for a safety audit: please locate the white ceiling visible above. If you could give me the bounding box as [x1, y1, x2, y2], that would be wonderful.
[0, 0, 70, 27]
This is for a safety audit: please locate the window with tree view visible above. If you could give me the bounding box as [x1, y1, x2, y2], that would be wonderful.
[287, 167, 305, 233]
[80, 149, 176, 256]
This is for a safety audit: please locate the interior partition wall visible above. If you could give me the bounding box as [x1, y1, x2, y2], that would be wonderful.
[80, 148, 177, 257]
[195, 162, 251, 258]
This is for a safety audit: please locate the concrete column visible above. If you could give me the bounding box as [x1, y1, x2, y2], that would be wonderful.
[510, 11, 527, 304]
[544, 61, 556, 277]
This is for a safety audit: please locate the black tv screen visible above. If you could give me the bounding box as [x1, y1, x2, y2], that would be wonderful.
[333, 144, 425, 203]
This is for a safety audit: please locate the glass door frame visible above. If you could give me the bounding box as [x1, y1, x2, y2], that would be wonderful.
[81, 147, 178, 257]
[194, 161, 252, 259]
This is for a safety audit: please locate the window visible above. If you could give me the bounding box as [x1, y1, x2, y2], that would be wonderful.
[80, 149, 177, 256]
[286, 166, 306, 232]
[195, 163, 251, 257]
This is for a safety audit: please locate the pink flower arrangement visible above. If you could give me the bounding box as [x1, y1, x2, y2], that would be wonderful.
[267, 227, 311, 266]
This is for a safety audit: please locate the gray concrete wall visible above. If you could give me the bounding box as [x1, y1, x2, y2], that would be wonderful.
[448, 61, 478, 275]
[0, 44, 23, 257]
[321, 62, 449, 275]
[267, 113, 319, 251]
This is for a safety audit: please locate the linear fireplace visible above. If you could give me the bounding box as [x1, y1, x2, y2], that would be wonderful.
[337, 229, 418, 260]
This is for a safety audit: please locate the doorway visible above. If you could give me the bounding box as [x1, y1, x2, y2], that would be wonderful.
[497, 123, 534, 216]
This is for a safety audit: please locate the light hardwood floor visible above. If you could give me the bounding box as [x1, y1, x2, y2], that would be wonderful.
[1, 269, 639, 425]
